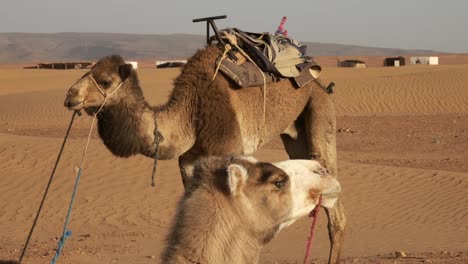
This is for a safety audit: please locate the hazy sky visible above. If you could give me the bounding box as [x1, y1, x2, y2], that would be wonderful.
[1, 0, 467, 52]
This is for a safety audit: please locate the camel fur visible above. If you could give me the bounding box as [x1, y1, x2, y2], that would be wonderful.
[161, 156, 341, 263]
[63, 45, 346, 263]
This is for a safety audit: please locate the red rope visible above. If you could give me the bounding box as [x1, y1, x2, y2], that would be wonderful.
[303, 195, 322, 264]
[275, 16, 288, 36]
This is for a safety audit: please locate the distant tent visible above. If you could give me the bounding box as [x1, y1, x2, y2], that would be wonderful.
[126, 61, 138, 69]
[23, 62, 93, 70]
[156, 60, 187, 69]
[339, 60, 366, 68]
[410, 56, 438, 65]
[384, 56, 405, 67]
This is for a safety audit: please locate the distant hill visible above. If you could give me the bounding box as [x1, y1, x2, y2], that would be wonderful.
[0, 32, 441, 63]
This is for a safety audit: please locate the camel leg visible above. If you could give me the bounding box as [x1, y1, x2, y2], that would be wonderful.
[305, 83, 346, 264]
[280, 112, 309, 159]
[323, 199, 347, 263]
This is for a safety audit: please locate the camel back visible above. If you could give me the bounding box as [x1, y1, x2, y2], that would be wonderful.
[212, 28, 321, 88]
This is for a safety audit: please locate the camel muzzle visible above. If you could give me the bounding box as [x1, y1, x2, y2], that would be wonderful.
[64, 87, 85, 110]
[319, 176, 341, 208]
[64, 96, 84, 110]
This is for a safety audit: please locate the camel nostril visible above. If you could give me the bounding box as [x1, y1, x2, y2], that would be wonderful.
[68, 89, 78, 96]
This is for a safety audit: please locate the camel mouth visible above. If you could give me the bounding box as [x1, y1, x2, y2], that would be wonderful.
[65, 100, 84, 110]
[320, 193, 340, 209]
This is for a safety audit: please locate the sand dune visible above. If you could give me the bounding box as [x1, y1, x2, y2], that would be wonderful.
[319, 65, 468, 115]
[0, 64, 467, 263]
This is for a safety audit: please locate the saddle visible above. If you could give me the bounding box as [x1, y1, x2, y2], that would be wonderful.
[212, 28, 321, 88]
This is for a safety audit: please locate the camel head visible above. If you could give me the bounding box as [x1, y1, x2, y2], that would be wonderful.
[64, 55, 140, 114]
[191, 156, 341, 242]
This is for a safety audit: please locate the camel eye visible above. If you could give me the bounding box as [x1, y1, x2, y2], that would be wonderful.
[100, 80, 111, 88]
[273, 179, 287, 189]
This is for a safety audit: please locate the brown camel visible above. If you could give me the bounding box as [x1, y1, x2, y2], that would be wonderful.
[63, 45, 346, 263]
[161, 156, 341, 263]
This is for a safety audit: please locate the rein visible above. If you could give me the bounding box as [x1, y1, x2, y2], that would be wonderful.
[303, 195, 323, 264]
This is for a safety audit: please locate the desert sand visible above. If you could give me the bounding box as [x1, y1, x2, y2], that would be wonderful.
[0, 63, 467, 263]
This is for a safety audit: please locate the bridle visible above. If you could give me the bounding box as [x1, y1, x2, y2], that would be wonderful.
[87, 74, 125, 109]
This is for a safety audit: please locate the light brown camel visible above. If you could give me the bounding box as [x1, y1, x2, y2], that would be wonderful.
[63, 45, 346, 263]
[161, 156, 341, 263]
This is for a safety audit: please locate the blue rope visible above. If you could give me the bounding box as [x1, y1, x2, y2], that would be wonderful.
[19, 112, 77, 263]
[50, 167, 83, 264]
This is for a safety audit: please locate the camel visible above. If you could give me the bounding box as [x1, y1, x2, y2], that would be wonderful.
[63, 45, 346, 263]
[161, 156, 341, 263]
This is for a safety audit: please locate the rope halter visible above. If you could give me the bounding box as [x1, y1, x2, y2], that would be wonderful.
[87, 74, 125, 114]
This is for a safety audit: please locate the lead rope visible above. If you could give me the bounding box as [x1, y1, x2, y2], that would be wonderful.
[303, 195, 323, 264]
[18, 111, 78, 264]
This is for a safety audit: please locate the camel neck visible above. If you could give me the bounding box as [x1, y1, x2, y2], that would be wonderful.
[151, 75, 199, 160]
[162, 191, 261, 263]
[96, 100, 155, 158]
[152, 101, 196, 160]
[93, 68, 197, 159]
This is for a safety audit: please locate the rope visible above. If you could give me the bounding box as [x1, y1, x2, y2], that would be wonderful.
[303, 195, 323, 264]
[151, 113, 162, 187]
[21, 74, 125, 263]
[49, 82, 114, 262]
[212, 44, 230, 81]
[18, 112, 78, 263]
[50, 104, 104, 264]
[88, 75, 124, 100]
[50, 168, 82, 264]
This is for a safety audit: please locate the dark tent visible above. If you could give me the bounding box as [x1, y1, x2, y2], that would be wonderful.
[384, 56, 405, 66]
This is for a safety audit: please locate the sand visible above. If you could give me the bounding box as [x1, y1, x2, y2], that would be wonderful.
[0, 64, 467, 263]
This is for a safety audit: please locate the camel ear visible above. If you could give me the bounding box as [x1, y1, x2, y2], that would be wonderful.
[227, 164, 248, 195]
[118, 63, 133, 81]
